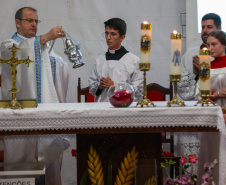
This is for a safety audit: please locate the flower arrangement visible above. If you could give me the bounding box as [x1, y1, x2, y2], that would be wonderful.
[109, 90, 133, 107]
[202, 159, 218, 185]
[161, 154, 218, 185]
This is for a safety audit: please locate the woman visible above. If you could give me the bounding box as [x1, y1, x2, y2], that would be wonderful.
[197, 30, 226, 185]
[207, 30, 226, 106]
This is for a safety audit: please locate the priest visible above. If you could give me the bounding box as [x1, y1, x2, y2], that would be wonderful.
[0, 7, 70, 185]
[0, 7, 69, 103]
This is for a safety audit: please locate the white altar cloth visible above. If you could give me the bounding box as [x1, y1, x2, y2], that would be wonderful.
[0, 101, 226, 184]
[0, 101, 225, 132]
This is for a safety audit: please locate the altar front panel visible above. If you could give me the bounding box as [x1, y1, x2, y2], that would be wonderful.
[77, 133, 162, 185]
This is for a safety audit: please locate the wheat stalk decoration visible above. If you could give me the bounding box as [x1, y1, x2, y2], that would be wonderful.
[114, 146, 139, 185]
[144, 176, 157, 185]
[87, 145, 104, 185]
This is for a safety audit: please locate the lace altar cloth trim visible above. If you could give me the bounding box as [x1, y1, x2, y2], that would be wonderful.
[0, 102, 225, 133]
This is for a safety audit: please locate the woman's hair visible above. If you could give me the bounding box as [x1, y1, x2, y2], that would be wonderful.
[208, 30, 226, 46]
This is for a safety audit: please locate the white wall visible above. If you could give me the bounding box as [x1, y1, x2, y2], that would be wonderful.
[0, 0, 186, 103]
[186, 0, 202, 50]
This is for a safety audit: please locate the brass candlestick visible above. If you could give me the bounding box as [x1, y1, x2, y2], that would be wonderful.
[167, 74, 185, 107]
[195, 48, 216, 106]
[0, 44, 34, 109]
[135, 63, 156, 107]
[195, 90, 217, 106]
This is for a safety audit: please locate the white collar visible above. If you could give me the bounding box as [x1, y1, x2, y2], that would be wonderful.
[17, 33, 28, 40]
[108, 47, 121, 54]
[109, 49, 115, 54]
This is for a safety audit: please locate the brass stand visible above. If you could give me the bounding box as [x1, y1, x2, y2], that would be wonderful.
[195, 90, 217, 106]
[136, 63, 156, 107]
[0, 99, 37, 108]
[0, 44, 34, 109]
[167, 75, 185, 107]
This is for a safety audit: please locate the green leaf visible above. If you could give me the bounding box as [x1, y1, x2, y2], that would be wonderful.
[169, 161, 176, 165]
[80, 167, 88, 185]
[107, 151, 116, 185]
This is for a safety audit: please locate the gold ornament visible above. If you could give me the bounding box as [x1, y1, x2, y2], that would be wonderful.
[0, 44, 35, 109]
[199, 62, 210, 82]
[144, 176, 157, 185]
[141, 35, 151, 53]
[114, 146, 139, 185]
[87, 145, 104, 185]
[135, 63, 156, 107]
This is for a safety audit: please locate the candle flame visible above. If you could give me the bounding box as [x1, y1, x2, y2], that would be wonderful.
[202, 47, 208, 50]
[143, 21, 148, 24]
[173, 30, 178, 34]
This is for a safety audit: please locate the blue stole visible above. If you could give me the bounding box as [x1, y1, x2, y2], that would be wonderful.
[49, 56, 56, 86]
[11, 33, 56, 103]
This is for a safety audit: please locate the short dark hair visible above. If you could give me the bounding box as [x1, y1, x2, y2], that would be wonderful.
[208, 30, 226, 46]
[104, 18, 126, 36]
[202, 13, 221, 28]
[15, 7, 37, 20]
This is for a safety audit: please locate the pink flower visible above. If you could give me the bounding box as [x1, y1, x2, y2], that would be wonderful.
[204, 162, 214, 171]
[174, 174, 193, 185]
[164, 177, 174, 185]
[202, 172, 210, 182]
[180, 156, 187, 165]
[188, 154, 198, 164]
[71, 149, 77, 157]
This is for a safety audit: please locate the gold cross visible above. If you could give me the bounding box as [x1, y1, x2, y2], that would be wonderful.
[0, 43, 34, 109]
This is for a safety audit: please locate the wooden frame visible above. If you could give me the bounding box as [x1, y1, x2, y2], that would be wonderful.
[77, 77, 89, 103]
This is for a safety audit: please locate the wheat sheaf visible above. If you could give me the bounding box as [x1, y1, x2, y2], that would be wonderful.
[87, 145, 104, 185]
[114, 146, 139, 185]
[144, 176, 157, 185]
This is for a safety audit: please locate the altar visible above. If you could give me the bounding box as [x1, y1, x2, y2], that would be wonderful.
[0, 101, 225, 184]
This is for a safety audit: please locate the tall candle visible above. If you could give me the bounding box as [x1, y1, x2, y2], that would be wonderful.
[140, 21, 152, 63]
[199, 48, 211, 90]
[170, 30, 182, 75]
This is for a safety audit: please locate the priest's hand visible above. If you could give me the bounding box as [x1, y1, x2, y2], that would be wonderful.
[40, 26, 65, 45]
[99, 77, 114, 89]
[99, 77, 105, 90]
[193, 55, 200, 75]
[105, 77, 114, 88]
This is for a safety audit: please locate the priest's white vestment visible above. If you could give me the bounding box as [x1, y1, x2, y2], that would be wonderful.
[0, 33, 70, 185]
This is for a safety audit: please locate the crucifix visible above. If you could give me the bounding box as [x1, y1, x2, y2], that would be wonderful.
[0, 43, 34, 109]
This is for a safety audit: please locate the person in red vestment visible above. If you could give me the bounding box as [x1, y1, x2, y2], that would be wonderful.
[196, 30, 226, 185]
[207, 30, 226, 122]
[206, 30, 226, 105]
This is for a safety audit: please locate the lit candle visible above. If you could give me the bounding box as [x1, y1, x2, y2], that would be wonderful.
[140, 21, 152, 63]
[199, 48, 211, 90]
[170, 30, 182, 75]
